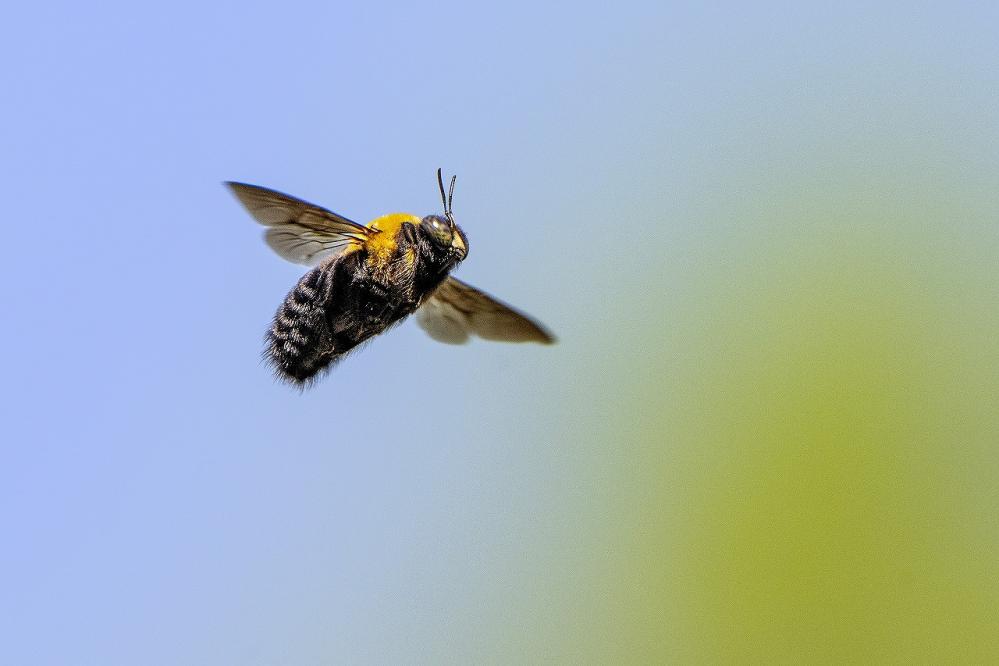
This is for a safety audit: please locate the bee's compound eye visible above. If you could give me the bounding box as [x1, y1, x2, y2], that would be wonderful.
[421, 215, 453, 247]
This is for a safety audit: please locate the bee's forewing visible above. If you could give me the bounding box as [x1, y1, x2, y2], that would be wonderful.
[225, 181, 371, 266]
[416, 277, 555, 345]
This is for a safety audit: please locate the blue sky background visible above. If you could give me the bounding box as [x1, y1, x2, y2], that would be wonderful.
[3, 2, 999, 664]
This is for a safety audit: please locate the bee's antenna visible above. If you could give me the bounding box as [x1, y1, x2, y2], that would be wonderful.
[447, 174, 456, 218]
[437, 168, 456, 222]
[437, 168, 448, 215]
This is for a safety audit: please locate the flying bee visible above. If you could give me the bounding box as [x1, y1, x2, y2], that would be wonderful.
[226, 169, 554, 385]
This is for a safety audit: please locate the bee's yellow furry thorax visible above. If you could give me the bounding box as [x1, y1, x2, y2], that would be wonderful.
[363, 212, 421, 266]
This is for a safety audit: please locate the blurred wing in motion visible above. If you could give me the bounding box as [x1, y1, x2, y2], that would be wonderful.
[225, 181, 373, 266]
[416, 277, 555, 345]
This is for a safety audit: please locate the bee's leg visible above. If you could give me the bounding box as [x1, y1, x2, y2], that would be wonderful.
[361, 281, 393, 322]
[327, 278, 397, 352]
[401, 221, 419, 245]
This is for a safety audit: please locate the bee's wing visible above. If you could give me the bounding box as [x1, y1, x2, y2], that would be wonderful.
[226, 181, 373, 266]
[416, 277, 555, 345]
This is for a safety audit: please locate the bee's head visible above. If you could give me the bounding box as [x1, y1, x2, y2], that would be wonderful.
[420, 214, 466, 258]
[421, 168, 467, 260]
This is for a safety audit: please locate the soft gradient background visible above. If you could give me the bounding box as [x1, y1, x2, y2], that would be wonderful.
[3, 2, 998, 664]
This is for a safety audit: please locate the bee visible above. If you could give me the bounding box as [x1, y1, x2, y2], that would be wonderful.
[226, 169, 554, 385]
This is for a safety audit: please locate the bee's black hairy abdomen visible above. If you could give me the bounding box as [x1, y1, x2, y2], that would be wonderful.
[267, 267, 337, 384]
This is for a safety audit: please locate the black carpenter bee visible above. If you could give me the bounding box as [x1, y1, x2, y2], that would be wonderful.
[226, 169, 554, 385]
